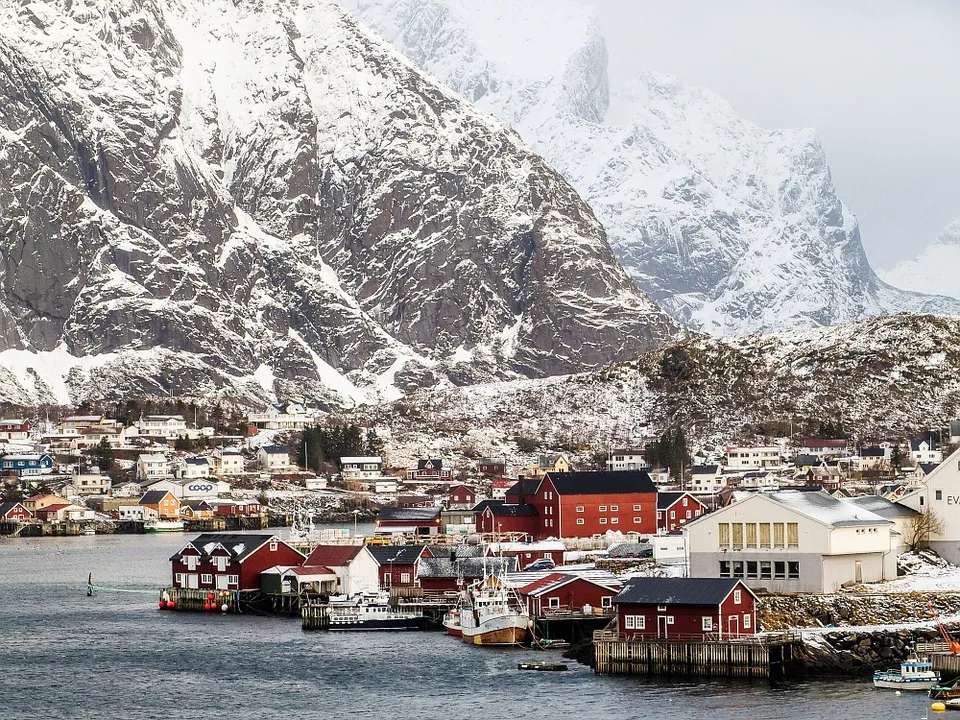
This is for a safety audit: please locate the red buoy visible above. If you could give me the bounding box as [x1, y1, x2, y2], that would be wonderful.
[159, 600, 166, 609]
[207, 593, 215, 601]
[203, 603, 211, 611]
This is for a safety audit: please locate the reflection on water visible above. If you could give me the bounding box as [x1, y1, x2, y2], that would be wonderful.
[0, 534, 935, 720]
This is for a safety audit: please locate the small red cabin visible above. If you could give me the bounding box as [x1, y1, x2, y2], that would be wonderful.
[0, 501, 32, 522]
[368, 545, 426, 588]
[656, 492, 707, 533]
[447, 484, 477, 510]
[613, 577, 758, 640]
[516, 573, 621, 616]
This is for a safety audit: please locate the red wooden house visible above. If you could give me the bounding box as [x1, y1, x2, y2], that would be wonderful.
[656, 492, 707, 533]
[511, 471, 658, 540]
[170, 533, 306, 591]
[477, 458, 506, 476]
[368, 544, 426, 588]
[0, 501, 32, 522]
[409, 459, 452, 482]
[447, 484, 477, 510]
[516, 572, 621, 617]
[213, 499, 262, 517]
[417, 555, 517, 593]
[396, 494, 433, 508]
[613, 577, 758, 640]
[476, 502, 538, 539]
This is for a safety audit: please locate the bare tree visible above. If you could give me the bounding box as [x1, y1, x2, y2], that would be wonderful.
[904, 509, 944, 552]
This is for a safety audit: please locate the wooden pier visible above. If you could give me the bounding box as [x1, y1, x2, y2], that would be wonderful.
[301, 601, 330, 630]
[919, 642, 960, 678]
[594, 631, 800, 679]
[163, 587, 239, 613]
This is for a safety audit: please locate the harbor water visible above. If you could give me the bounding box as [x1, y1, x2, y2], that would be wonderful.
[0, 533, 940, 720]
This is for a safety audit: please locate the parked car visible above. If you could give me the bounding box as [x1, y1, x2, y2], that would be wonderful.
[524, 558, 556, 571]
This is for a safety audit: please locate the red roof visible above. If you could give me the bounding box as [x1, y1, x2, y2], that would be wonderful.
[304, 545, 363, 567]
[292, 564, 336, 576]
[39, 503, 70, 513]
[517, 572, 570, 595]
[517, 572, 622, 597]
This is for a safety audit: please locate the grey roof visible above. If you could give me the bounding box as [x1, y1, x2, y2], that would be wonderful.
[917, 462, 941, 476]
[506, 478, 540, 498]
[184, 457, 209, 465]
[139, 490, 174, 504]
[487, 503, 538, 517]
[170, 533, 293, 563]
[417, 556, 517, 579]
[657, 492, 691, 510]
[259, 445, 288, 454]
[367, 545, 426, 566]
[424, 544, 485, 559]
[614, 577, 750, 606]
[690, 464, 719, 475]
[0, 501, 26, 516]
[416, 458, 444, 470]
[766, 490, 889, 527]
[844, 495, 921, 519]
[910, 436, 938, 451]
[607, 541, 652, 558]
[378, 506, 440, 522]
[471, 499, 504, 514]
[858, 446, 885, 457]
[546, 470, 657, 495]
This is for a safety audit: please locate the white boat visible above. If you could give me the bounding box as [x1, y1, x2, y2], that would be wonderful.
[327, 592, 426, 630]
[460, 577, 530, 646]
[442, 607, 462, 638]
[873, 656, 939, 690]
[144, 519, 185, 533]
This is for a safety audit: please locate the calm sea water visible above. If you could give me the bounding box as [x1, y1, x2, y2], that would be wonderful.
[0, 533, 939, 720]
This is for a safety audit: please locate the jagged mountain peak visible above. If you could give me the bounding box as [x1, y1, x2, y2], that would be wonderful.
[0, 0, 680, 405]
[337, 0, 960, 336]
[877, 217, 960, 303]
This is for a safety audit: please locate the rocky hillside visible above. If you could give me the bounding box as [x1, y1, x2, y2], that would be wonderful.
[360, 313, 960, 467]
[0, 0, 679, 406]
[336, 0, 960, 335]
[879, 218, 960, 301]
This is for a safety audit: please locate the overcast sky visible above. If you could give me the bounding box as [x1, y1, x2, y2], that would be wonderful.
[583, 0, 959, 269]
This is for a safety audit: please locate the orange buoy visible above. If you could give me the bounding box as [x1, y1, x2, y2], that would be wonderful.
[168, 600, 176, 609]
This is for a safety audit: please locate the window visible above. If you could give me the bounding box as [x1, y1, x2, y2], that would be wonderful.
[759, 523, 771, 547]
[920, 496, 925, 506]
[787, 523, 799, 549]
[227, 575, 239, 585]
[719, 523, 730, 548]
[760, 561, 772, 580]
[937, 490, 943, 501]
[625, 615, 635, 629]
[599, 518, 608, 525]
[657, 605, 667, 612]
[611, 517, 619, 524]
[743, 614, 752, 629]
[788, 561, 800, 580]
[576, 518, 585, 525]
[732, 523, 743, 550]
[773, 523, 785, 548]
[746, 561, 758, 578]
[601, 596, 613, 608]
[549, 597, 560, 609]
[214, 557, 227, 572]
[719, 561, 731, 578]
[576, 506, 584, 513]
[175, 573, 185, 585]
[625, 615, 645, 630]
[732, 561, 744, 578]
[633, 504, 641, 511]
[670, 510, 676, 519]
[201, 574, 213, 584]
[611, 505, 619, 512]
[745, 523, 757, 548]
[633, 517, 642, 524]
[599, 505, 607, 512]
[702, 616, 713, 631]
[400, 573, 410, 584]
[734, 589, 742, 604]
[185, 555, 198, 571]
[774, 561, 786, 580]
[685, 510, 691, 519]
[667, 616, 675, 625]
[269, 540, 278, 552]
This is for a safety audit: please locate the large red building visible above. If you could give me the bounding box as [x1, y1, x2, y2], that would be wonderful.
[613, 577, 758, 640]
[368, 544, 426, 587]
[170, 533, 305, 591]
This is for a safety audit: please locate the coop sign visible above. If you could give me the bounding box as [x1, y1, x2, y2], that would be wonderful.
[187, 483, 215, 493]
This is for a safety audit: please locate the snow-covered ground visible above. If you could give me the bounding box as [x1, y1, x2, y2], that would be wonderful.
[864, 551, 960, 594]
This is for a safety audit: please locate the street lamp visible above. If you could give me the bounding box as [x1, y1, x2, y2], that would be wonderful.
[352, 509, 360, 537]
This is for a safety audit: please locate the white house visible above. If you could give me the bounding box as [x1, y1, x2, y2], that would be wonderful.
[70, 473, 112, 496]
[302, 544, 379, 596]
[140, 477, 229, 500]
[247, 403, 317, 430]
[258, 445, 291, 472]
[137, 415, 188, 439]
[112, 480, 145, 498]
[909, 438, 943, 465]
[724, 446, 781, 471]
[213, 448, 245, 476]
[737, 471, 778, 490]
[689, 465, 725, 493]
[137, 454, 169, 480]
[119, 505, 158, 521]
[843, 495, 921, 554]
[340, 456, 384, 481]
[684, 490, 895, 593]
[606, 449, 646, 472]
[181, 457, 211, 480]
[898, 447, 960, 563]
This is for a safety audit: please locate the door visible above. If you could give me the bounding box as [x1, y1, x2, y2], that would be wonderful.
[216, 575, 229, 590]
[187, 574, 199, 589]
[855, 560, 862, 584]
[657, 615, 668, 639]
[727, 615, 740, 637]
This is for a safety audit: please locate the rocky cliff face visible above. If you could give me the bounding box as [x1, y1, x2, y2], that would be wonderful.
[336, 0, 960, 335]
[878, 218, 960, 301]
[0, 0, 680, 405]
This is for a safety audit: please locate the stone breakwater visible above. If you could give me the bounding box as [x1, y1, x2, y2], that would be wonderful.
[800, 626, 952, 675]
[760, 592, 960, 631]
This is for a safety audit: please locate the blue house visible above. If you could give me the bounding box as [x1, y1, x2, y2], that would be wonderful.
[0, 454, 54, 476]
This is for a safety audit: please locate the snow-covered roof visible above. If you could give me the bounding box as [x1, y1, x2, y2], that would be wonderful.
[767, 490, 890, 527]
[843, 495, 921, 520]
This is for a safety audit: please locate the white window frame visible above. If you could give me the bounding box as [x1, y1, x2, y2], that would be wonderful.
[599, 518, 607, 525]
[702, 616, 713, 631]
[625, 615, 635, 630]
[743, 614, 752, 629]
[598, 505, 607, 512]
[201, 573, 213, 584]
[175, 573, 185, 586]
[227, 575, 239, 586]
[269, 540, 278, 552]
[667, 616, 675, 625]
[610, 505, 619, 512]
[400, 572, 411, 584]
[670, 510, 676, 519]
[576, 518, 585, 525]
[548, 597, 560, 609]
[576, 505, 585, 513]
[610, 517, 619, 524]
[633, 504, 641, 511]
[601, 596, 613, 608]
[633, 517, 641, 524]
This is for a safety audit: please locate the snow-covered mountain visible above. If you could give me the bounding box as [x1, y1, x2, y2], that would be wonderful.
[0, 0, 681, 406]
[362, 313, 960, 469]
[878, 219, 960, 301]
[336, 0, 960, 335]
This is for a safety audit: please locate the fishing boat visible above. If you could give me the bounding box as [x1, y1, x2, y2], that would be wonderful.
[442, 606, 463, 638]
[931, 678, 960, 700]
[872, 656, 939, 690]
[327, 593, 427, 630]
[460, 575, 530, 646]
[144, 519, 185, 533]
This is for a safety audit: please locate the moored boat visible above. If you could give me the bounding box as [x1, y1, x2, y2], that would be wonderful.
[442, 608, 462, 638]
[460, 576, 529, 646]
[144, 519, 185, 533]
[873, 656, 939, 690]
[327, 593, 427, 630]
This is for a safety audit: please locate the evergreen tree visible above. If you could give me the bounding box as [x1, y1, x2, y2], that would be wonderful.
[89, 437, 115, 472]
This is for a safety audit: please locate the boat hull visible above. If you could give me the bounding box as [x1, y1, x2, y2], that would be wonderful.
[442, 611, 462, 638]
[461, 613, 529, 646]
[145, 521, 184, 533]
[328, 617, 427, 631]
[873, 675, 939, 690]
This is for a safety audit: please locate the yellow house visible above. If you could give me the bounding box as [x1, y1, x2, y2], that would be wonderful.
[180, 500, 214, 520]
[527, 453, 571, 478]
[24, 493, 69, 513]
[139, 490, 180, 519]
